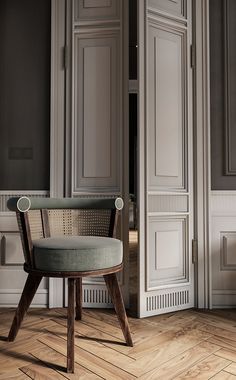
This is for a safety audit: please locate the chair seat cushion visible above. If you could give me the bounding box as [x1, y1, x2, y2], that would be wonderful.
[32, 236, 123, 272]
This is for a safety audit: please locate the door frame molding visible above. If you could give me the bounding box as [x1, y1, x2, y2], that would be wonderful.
[193, 0, 212, 308]
[49, 0, 67, 308]
[50, 0, 66, 198]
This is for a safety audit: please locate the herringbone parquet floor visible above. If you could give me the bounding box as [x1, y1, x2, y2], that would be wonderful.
[1, 307, 236, 379]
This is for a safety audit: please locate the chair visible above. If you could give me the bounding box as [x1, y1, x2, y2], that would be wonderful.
[7, 196, 133, 373]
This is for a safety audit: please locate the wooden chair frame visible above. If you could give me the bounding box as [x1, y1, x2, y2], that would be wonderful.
[7, 197, 133, 373]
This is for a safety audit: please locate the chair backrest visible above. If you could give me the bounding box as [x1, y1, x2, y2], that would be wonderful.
[7, 197, 124, 268]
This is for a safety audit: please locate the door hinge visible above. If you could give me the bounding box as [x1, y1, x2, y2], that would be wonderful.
[192, 239, 198, 264]
[190, 44, 195, 69]
[63, 45, 68, 70]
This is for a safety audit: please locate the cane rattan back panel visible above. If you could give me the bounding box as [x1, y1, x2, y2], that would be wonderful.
[28, 210, 44, 240]
[48, 209, 111, 237]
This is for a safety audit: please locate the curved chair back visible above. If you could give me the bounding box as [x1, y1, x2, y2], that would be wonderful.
[7, 197, 123, 269]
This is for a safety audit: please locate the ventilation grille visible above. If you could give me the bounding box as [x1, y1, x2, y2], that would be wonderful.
[83, 288, 112, 305]
[146, 290, 189, 312]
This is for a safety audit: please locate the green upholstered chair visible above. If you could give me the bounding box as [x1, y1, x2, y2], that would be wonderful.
[7, 196, 133, 373]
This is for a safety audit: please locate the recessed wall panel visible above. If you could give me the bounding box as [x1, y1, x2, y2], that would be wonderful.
[74, 0, 119, 22]
[221, 234, 236, 269]
[147, 23, 187, 190]
[74, 33, 120, 192]
[83, 46, 111, 178]
[148, 0, 186, 18]
[0, 233, 24, 266]
[148, 216, 188, 290]
[212, 215, 236, 290]
[155, 35, 180, 178]
[148, 194, 188, 213]
[84, 0, 111, 8]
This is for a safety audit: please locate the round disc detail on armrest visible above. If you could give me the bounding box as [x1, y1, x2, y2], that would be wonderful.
[115, 197, 124, 210]
[17, 196, 31, 212]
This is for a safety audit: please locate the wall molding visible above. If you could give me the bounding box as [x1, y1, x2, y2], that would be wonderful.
[147, 15, 188, 191]
[50, 0, 66, 198]
[193, 0, 211, 309]
[211, 191, 236, 214]
[147, 0, 187, 21]
[72, 30, 121, 194]
[221, 234, 236, 271]
[212, 290, 236, 308]
[224, 0, 236, 176]
[73, 0, 120, 23]
[0, 289, 48, 308]
[48, 0, 67, 308]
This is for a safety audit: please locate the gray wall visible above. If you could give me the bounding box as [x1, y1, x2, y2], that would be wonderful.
[210, 0, 236, 189]
[0, 0, 51, 190]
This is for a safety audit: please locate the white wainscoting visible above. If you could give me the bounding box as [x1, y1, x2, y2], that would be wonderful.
[211, 191, 236, 307]
[0, 208, 48, 307]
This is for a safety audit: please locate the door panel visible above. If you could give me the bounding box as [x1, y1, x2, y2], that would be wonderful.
[74, 0, 120, 21]
[148, 216, 188, 290]
[148, 23, 187, 190]
[68, 0, 129, 308]
[138, 0, 194, 316]
[73, 32, 121, 192]
[148, 0, 186, 18]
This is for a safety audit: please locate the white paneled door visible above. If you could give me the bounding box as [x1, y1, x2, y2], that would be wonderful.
[138, 0, 194, 317]
[66, 0, 129, 308]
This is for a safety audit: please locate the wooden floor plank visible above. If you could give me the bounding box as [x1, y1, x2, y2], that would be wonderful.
[207, 336, 236, 352]
[0, 340, 54, 379]
[31, 345, 103, 380]
[126, 330, 211, 376]
[0, 370, 30, 380]
[196, 314, 236, 333]
[138, 341, 221, 380]
[129, 323, 210, 359]
[38, 334, 136, 380]
[174, 354, 231, 379]
[20, 362, 67, 380]
[52, 315, 168, 355]
[215, 348, 236, 362]
[199, 323, 236, 343]
[211, 371, 236, 379]
[1, 308, 236, 379]
[45, 320, 136, 368]
[224, 362, 236, 376]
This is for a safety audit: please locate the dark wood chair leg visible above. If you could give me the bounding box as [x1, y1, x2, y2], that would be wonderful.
[104, 273, 133, 347]
[75, 278, 82, 320]
[67, 278, 75, 373]
[8, 274, 42, 342]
